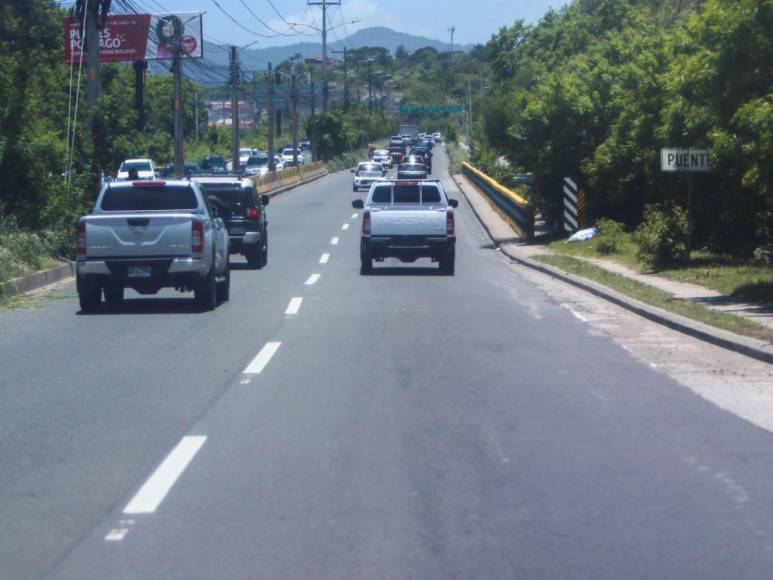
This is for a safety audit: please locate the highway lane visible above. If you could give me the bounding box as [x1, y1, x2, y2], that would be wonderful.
[3, 151, 773, 578]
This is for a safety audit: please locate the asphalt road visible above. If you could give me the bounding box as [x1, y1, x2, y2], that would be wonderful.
[2, 150, 773, 579]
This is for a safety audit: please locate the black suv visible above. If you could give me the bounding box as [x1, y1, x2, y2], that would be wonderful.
[192, 176, 270, 268]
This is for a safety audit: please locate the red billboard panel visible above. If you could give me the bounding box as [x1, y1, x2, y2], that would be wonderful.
[65, 14, 152, 63]
[64, 13, 203, 63]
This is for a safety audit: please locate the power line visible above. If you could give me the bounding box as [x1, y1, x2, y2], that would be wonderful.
[237, 0, 298, 38]
[265, 0, 317, 37]
[209, 0, 277, 39]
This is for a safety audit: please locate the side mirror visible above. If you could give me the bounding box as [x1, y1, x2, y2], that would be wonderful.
[448, 198, 459, 208]
[350, 169, 355, 173]
[261, 194, 270, 206]
[352, 199, 364, 209]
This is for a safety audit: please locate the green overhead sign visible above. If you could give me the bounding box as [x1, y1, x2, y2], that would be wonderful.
[399, 104, 464, 113]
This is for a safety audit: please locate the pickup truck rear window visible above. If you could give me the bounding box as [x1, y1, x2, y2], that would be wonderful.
[371, 184, 444, 204]
[101, 186, 198, 211]
[394, 185, 420, 204]
[199, 183, 253, 205]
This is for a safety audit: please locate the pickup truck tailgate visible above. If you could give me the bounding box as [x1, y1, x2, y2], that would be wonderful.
[369, 207, 447, 236]
[84, 213, 196, 258]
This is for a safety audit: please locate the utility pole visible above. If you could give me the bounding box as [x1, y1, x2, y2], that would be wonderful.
[194, 91, 199, 141]
[367, 59, 374, 111]
[173, 38, 184, 176]
[291, 67, 299, 165]
[448, 26, 455, 53]
[267, 62, 275, 171]
[85, 0, 100, 108]
[354, 60, 361, 104]
[230, 45, 240, 172]
[332, 47, 349, 109]
[133, 60, 147, 131]
[307, 0, 341, 112]
[467, 79, 472, 139]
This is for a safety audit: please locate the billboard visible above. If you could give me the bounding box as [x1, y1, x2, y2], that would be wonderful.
[65, 12, 203, 63]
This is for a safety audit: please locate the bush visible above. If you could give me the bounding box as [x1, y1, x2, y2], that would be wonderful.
[634, 204, 690, 269]
[595, 218, 624, 254]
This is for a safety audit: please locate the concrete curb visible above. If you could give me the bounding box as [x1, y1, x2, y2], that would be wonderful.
[452, 175, 773, 365]
[1, 262, 75, 299]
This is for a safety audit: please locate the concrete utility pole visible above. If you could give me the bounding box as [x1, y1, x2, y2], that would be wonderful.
[448, 26, 455, 53]
[366, 59, 374, 111]
[133, 60, 147, 131]
[267, 62, 275, 171]
[86, 0, 100, 107]
[291, 68, 299, 165]
[173, 41, 184, 176]
[194, 91, 199, 141]
[230, 45, 240, 172]
[332, 47, 349, 109]
[307, 0, 341, 112]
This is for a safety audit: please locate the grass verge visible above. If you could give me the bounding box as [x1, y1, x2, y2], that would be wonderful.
[0, 227, 62, 287]
[446, 140, 470, 175]
[547, 234, 773, 304]
[535, 254, 773, 343]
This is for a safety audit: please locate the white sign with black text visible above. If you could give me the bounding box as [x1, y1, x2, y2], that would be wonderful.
[661, 148, 712, 173]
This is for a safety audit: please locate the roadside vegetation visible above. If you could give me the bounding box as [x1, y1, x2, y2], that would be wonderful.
[536, 254, 773, 343]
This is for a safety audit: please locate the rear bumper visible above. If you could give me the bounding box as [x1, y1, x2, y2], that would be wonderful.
[362, 236, 454, 261]
[229, 231, 260, 252]
[76, 257, 209, 293]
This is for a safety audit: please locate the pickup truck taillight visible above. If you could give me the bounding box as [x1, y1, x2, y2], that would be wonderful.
[192, 220, 204, 252]
[76, 222, 86, 255]
[362, 211, 371, 235]
[248, 206, 260, 220]
[447, 211, 455, 236]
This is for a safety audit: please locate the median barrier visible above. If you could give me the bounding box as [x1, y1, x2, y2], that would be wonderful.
[250, 161, 326, 194]
[462, 162, 534, 240]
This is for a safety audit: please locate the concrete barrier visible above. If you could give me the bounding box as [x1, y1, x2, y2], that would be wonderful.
[462, 162, 534, 240]
[250, 161, 326, 194]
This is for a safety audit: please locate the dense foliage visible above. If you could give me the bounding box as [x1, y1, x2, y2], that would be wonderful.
[473, 0, 772, 257]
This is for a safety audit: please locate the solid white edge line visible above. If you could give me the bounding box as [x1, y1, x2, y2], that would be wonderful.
[305, 273, 321, 286]
[571, 310, 587, 322]
[342, 223, 350, 230]
[123, 435, 207, 515]
[319, 253, 330, 264]
[285, 297, 303, 315]
[243, 341, 282, 375]
[331, 237, 339, 245]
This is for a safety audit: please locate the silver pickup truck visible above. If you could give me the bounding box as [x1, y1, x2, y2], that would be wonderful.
[75, 179, 230, 312]
[352, 179, 458, 275]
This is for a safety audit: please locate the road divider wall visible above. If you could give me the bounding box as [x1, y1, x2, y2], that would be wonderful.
[250, 161, 326, 194]
[462, 162, 534, 240]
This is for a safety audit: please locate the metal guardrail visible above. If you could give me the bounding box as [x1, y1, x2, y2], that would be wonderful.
[462, 162, 534, 240]
[249, 161, 325, 193]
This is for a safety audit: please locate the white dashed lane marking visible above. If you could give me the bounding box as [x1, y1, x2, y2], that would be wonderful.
[305, 274, 321, 286]
[243, 342, 282, 375]
[342, 223, 350, 230]
[319, 253, 330, 264]
[123, 436, 207, 515]
[331, 237, 339, 245]
[351, 213, 359, 219]
[285, 297, 303, 315]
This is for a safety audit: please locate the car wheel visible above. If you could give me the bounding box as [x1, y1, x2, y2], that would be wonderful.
[195, 268, 217, 310]
[260, 229, 268, 267]
[103, 284, 124, 305]
[78, 287, 102, 313]
[360, 250, 373, 275]
[246, 245, 261, 269]
[217, 259, 230, 302]
[353, 184, 358, 192]
[439, 248, 455, 275]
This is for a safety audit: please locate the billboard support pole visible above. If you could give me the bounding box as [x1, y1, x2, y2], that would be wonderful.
[173, 45, 184, 176]
[86, 1, 100, 108]
[134, 60, 147, 131]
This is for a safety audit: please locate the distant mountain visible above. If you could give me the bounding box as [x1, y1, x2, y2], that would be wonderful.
[191, 26, 469, 82]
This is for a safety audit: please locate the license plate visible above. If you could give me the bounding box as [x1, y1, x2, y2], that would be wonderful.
[229, 226, 246, 235]
[127, 265, 151, 278]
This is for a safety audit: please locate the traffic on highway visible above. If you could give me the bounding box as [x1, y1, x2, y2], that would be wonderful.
[3, 1, 773, 578]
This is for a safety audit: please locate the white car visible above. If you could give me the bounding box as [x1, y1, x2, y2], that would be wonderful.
[351, 162, 386, 191]
[116, 158, 157, 181]
[239, 148, 256, 167]
[244, 154, 271, 177]
[372, 149, 392, 168]
[273, 155, 285, 171]
[281, 147, 304, 165]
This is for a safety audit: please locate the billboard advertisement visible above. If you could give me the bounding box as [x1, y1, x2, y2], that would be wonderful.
[65, 12, 203, 63]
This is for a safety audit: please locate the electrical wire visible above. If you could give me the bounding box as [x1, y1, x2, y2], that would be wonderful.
[265, 0, 317, 37]
[237, 0, 298, 38]
[209, 0, 279, 39]
[67, 4, 89, 190]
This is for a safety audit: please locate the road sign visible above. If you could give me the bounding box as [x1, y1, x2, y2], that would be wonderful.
[563, 177, 585, 233]
[399, 104, 464, 113]
[660, 148, 712, 173]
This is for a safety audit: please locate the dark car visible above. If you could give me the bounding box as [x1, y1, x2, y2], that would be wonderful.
[408, 147, 432, 172]
[192, 176, 270, 268]
[396, 162, 428, 180]
[161, 162, 201, 178]
[200, 155, 227, 173]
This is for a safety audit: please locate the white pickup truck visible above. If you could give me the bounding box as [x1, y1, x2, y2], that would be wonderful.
[75, 180, 230, 312]
[352, 179, 458, 274]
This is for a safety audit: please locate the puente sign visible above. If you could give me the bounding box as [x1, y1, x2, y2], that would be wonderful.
[660, 148, 712, 173]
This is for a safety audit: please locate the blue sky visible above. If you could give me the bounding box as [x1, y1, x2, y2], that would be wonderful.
[145, 0, 569, 48]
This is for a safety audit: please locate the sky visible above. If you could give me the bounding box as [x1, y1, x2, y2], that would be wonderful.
[133, 0, 570, 48]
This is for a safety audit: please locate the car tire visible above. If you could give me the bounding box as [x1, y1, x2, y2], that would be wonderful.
[353, 184, 358, 192]
[78, 286, 102, 313]
[360, 250, 373, 275]
[217, 259, 230, 303]
[260, 229, 268, 267]
[440, 248, 455, 275]
[195, 268, 217, 310]
[103, 284, 124, 305]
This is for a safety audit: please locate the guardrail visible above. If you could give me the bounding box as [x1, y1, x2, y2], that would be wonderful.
[462, 162, 534, 240]
[250, 161, 326, 194]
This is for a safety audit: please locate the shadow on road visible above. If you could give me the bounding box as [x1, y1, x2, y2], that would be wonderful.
[364, 266, 448, 277]
[78, 297, 208, 315]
